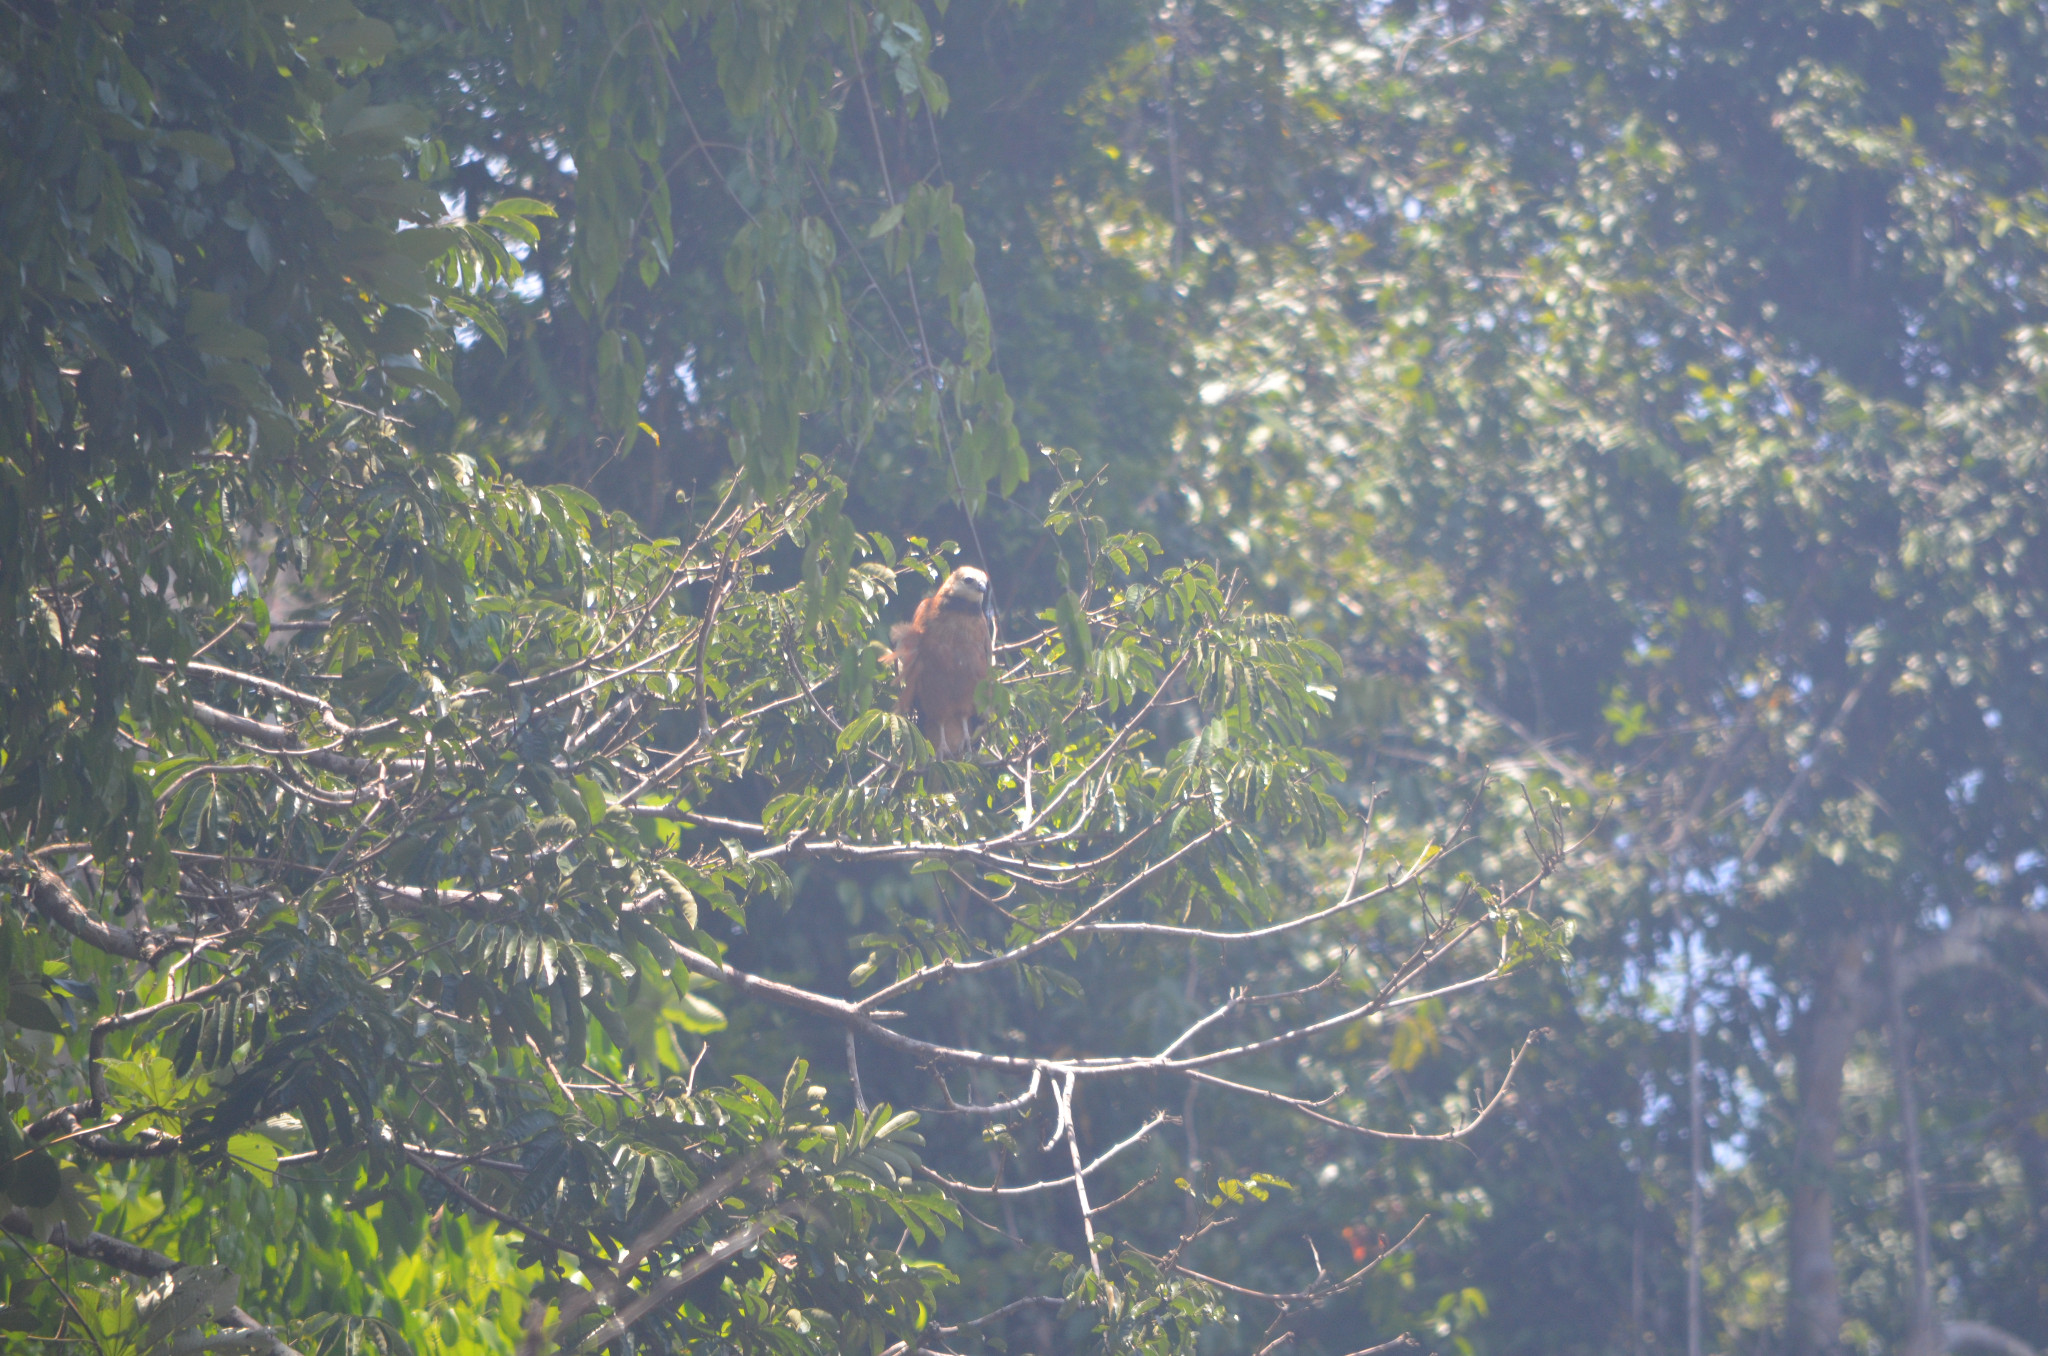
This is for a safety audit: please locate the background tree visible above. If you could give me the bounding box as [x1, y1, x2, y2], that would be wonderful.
[0, 0, 1569, 1353]
[1062, 0, 2048, 1352]
[26, 0, 2048, 1352]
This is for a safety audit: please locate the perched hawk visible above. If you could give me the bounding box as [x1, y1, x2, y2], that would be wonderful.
[886, 565, 992, 759]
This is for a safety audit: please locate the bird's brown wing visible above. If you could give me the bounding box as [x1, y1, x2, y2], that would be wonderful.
[912, 608, 991, 754]
[886, 620, 920, 715]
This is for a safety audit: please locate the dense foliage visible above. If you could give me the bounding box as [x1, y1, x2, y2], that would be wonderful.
[16, 0, 2048, 1353]
[1069, 1, 2048, 1353]
[0, 1, 1572, 1354]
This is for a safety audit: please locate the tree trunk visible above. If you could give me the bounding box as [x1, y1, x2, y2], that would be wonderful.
[1787, 932, 1870, 1356]
[1886, 931, 1940, 1356]
[1687, 928, 1705, 1356]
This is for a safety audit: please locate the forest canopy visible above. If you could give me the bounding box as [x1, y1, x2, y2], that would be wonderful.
[6, 2, 2048, 1356]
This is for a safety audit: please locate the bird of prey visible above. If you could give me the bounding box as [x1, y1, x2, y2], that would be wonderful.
[887, 565, 992, 759]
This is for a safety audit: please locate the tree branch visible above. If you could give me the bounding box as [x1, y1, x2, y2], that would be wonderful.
[0, 1214, 303, 1355]
[921, 1111, 1171, 1197]
[572, 1215, 781, 1353]
[932, 1294, 1062, 1334]
[1898, 908, 2048, 990]
[1185, 1032, 1541, 1142]
[187, 701, 379, 779]
[404, 1150, 612, 1271]
[26, 862, 177, 964]
[1944, 1320, 2038, 1356]
[1145, 1213, 1430, 1304]
[1, 1212, 176, 1275]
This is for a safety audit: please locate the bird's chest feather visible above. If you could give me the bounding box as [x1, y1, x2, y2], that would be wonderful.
[918, 614, 989, 681]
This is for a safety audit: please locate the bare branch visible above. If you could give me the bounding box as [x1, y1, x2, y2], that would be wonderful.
[921, 1069, 1042, 1117]
[1185, 1033, 1542, 1142]
[1089, 834, 1467, 944]
[25, 862, 178, 964]
[25, 1105, 182, 1159]
[661, 897, 1530, 1092]
[1057, 1076, 1102, 1276]
[1340, 1338, 1423, 1356]
[1088, 1173, 1159, 1219]
[922, 1111, 1173, 1197]
[187, 700, 378, 779]
[608, 1144, 783, 1294]
[933, 1295, 1062, 1334]
[855, 827, 1227, 1012]
[1145, 1213, 1430, 1304]
[541, 1141, 785, 1353]
[1898, 908, 2048, 990]
[1156, 970, 1355, 1063]
[139, 657, 343, 720]
[573, 1215, 781, 1353]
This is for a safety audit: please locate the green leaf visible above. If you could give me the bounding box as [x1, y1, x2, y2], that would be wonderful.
[184, 293, 268, 364]
[331, 102, 428, 153]
[228, 1133, 280, 1187]
[658, 864, 700, 929]
[867, 203, 906, 239]
[176, 780, 214, 848]
[1056, 591, 1093, 669]
[958, 280, 991, 366]
[158, 130, 234, 170]
[6, 988, 63, 1034]
[320, 15, 398, 64]
[6, 1153, 61, 1209]
[667, 990, 727, 1034]
[596, 330, 646, 428]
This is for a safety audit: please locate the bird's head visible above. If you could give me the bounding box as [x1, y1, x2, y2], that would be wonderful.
[936, 565, 990, 612]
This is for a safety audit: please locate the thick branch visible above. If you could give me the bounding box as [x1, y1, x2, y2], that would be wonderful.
[188, 701, 378, 779]
[27, 863, 177, 964]
[2, 1211, 176, 1275]
[0, 1214, 302, 1356]
[1944, 1320, 2038, 1356]
[1897, 907, 2048, 990]
[25, 1105, 183, 1158]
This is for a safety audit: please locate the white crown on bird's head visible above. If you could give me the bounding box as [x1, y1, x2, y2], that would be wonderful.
[936, 565, 991, 614]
